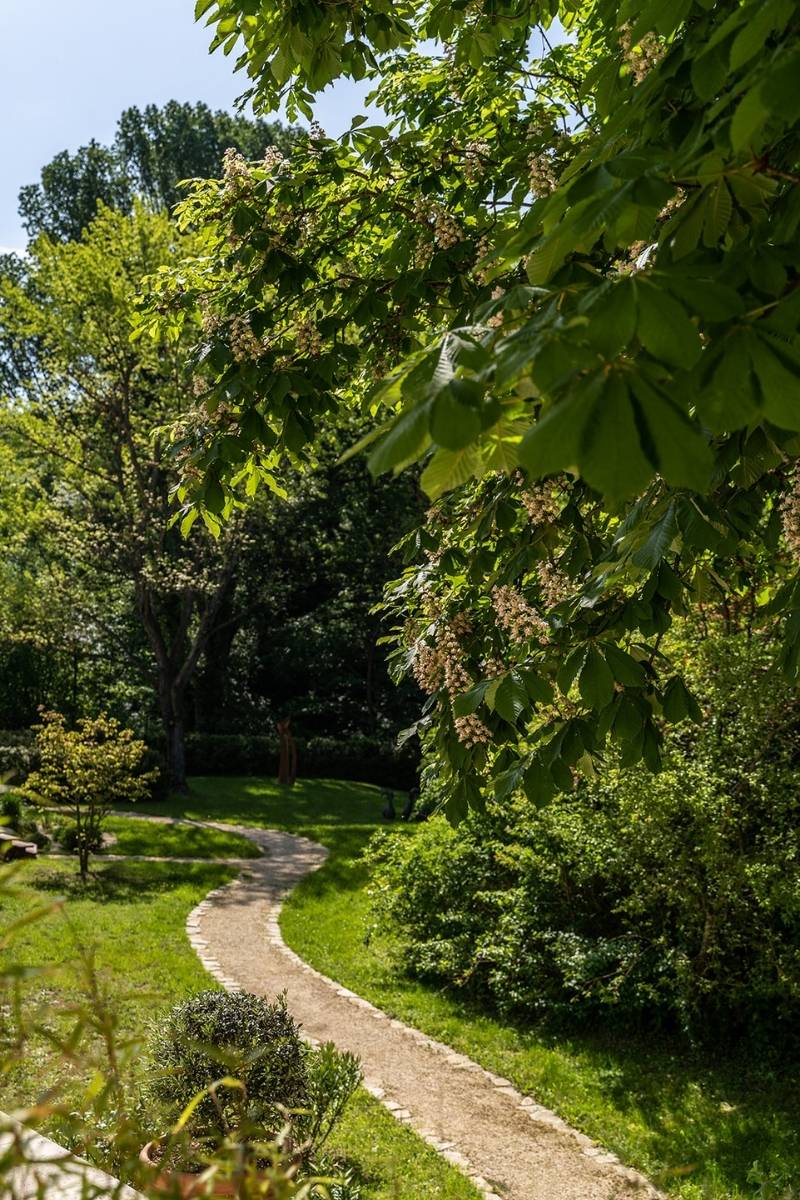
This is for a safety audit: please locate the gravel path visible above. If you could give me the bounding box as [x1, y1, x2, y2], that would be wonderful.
[175, 819, 662, 1200]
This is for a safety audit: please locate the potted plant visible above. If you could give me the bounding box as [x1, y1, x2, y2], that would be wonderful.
[140, 990, 361, 1198]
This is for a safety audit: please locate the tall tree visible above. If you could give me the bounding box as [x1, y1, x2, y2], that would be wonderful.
[143, 0, 800, 814]
[18, 100, 295, 242]
[0, 205, 251, 789]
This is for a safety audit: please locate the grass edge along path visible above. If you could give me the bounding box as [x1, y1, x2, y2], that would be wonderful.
[0, 853, 481, 1199]
[118, 776, 800, 1200]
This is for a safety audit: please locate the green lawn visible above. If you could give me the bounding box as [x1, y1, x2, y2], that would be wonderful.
[0, 852, 480, 1199]
[102, 815, 261, 859]
[119, 776, 800, 1200]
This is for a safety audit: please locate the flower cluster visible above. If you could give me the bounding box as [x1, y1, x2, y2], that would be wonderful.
[492, 585, 549, 643]
[263, 145, 284, 170]
[473, 235, 492, 285]
[782, 470, 800, 562]
[517, 476, 560, 526]
[222, 148, 253, 197]
[199, 295, 221, 334]
[464, 140, 490, 182]
[296, 320, 322, 357]
[537, 560, 571, 609]
[454, 712, 492, 748]
[619, 24, 664, 84]
[433, 207, 463, 249]
[230, 316, 264, 363]
[411, 643, 445, 694]
[528, 153, 559, 196]
[488, 286, 505, 328]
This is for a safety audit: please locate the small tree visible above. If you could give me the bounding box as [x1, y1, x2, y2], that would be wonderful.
[24, 710, 156, 879]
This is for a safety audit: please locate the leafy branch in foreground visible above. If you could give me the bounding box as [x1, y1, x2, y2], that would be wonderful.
[141, 0, 800, 812]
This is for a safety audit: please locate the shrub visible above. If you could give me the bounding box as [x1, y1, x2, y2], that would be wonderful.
[0, 733, 37, 785]
[366, 632, 800, 1038]
[23, 711, 157, 878]
[145, 989, 360, 1155]
[0, 792, 22, 826]
[55, 821, 104, 856]
[146, 990, 308, 1143]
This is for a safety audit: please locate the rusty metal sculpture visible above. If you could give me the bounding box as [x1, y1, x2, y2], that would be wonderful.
[277, 718, 298, 787]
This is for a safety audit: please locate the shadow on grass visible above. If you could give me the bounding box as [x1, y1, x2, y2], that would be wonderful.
[30, 860, 233, 903]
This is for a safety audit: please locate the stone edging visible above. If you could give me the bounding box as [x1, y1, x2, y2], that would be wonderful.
[185, 828, 663, 1200]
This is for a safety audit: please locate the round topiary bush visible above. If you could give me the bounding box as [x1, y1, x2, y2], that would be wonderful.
[145, 990, 309, 1145]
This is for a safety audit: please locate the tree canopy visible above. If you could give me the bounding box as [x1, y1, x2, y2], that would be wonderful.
[141, 1, 800, 814]
[18, 100, 296, 243]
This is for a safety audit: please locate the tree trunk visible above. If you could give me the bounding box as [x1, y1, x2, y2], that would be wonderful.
[159, 676, 188, 794]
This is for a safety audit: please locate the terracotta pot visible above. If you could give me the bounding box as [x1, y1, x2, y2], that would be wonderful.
[139, 1140, 272, 1198]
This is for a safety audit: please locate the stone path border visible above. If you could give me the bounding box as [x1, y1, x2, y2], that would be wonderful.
[168, 818, 663, 1200]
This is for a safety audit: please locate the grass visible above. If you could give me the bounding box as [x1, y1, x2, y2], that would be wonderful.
[120, 776, 800, 1200]
[0, 850, 479, 1198]
[102, 815, 261, 859]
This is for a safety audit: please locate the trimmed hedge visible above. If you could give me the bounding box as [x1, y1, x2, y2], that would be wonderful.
[0, 727, 419, 791]
[183, 732, 419, 790]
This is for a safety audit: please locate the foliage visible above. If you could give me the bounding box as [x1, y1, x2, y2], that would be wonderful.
[297, 1043, 362, 1155]
[145, 989, 309, 1144]
[18, 100, 296, 243]
[365, 630, 800, 1034]
[0, 204, 251, 789]
[182, 732, 419, 789]
[144, 989, 361, 1159]
[143, 0, 800, 815]
[23, 710, 156, 877]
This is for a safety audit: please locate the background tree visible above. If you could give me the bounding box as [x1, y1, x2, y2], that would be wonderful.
[0, 205, 255, 790]
[18, 100, 296, 242]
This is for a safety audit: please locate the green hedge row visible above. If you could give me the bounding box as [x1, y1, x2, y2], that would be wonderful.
[183, 732, 419, 790]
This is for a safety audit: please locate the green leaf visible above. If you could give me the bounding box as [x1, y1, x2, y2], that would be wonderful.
[630, 378, 713, 491]
[421, 445, 483, 500]
[494, 671, 529, 725]
[700, 337, 758, 432]
[368, 404, 431, 476]
[558, 646, 588, 696]
[579, 374, 654, 502]
[430, 388, 482, 450]
[632, 503, 678, 569]
[581, 280, 637, 358]
[579, 646, 615, 710]
[602, 643, 646, 687]
[661, 675, 698, 722]
[750, 338, 800, 431]
[453, 681, 489, 717]
[636, 282, 702, 368]
[730, 87, 768, 153]
[702, 181, 732, 246]
[518, 383, 596, 479]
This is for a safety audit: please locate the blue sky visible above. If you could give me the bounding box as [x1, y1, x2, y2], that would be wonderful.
[0, 0, 369, 251]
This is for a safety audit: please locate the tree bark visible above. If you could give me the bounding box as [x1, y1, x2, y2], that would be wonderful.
[158, 672, 189, 793]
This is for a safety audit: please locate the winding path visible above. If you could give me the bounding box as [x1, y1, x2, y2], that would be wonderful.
[126, 814, 662, 1200]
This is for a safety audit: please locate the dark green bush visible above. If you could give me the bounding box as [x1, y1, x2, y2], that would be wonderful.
[146, 990, 308, 1143]
[145, 990, 361, 1154]
[55, 821, 104, 856]
[366, 632, 800, 1037]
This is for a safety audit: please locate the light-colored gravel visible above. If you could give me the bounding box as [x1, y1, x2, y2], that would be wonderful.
[178, 820, 663, 1200]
